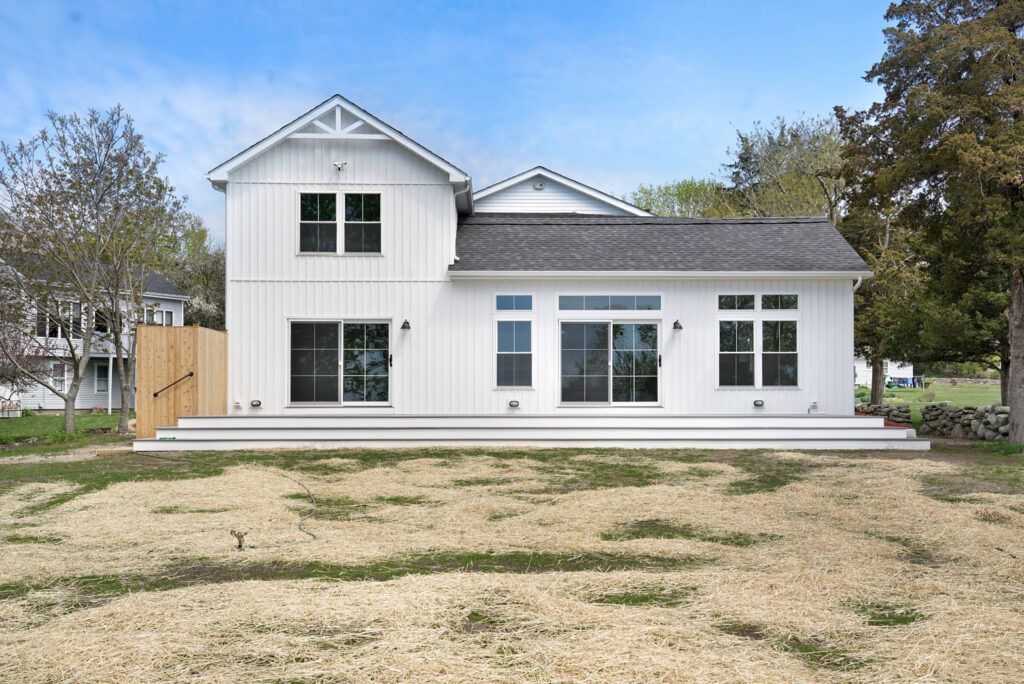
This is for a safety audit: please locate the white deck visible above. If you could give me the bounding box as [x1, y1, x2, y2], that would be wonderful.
[133, 414, 929, 451]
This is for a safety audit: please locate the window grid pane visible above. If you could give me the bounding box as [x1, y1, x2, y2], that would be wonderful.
[560, 322, 609, 402]
[300, 193, 337, 253]
[763, 320, 797, 386]
[612, 323, 658, 402]
[290, 322, 339, 403]
[719, 319, 755, 386]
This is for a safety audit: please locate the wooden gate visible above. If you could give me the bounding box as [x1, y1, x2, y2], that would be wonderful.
[135, 324, 227, 439]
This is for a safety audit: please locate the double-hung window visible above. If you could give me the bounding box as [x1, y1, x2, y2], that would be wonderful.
[762, 320, 798, 386]
[719, 320, 754, 386]
[51, 363, 66, 392]
[95, 362, 109, 393]
[496, 321, 531, 386]
[299, 193, 338, 253]
[344, 194, 381, 253]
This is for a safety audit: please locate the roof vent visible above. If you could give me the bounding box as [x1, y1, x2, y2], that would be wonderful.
[533, 181, 544, 190]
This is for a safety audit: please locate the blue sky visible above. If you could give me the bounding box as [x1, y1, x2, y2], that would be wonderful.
[0, 1, 891, 241]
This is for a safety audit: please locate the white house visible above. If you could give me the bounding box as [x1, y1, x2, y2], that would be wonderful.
[135, 95, 925, 450]
[18, 274, 187, 413]
[853, 356, 916, 388]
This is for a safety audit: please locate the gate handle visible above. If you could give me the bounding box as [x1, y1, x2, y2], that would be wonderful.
[153, 371, 193, 397]
[389, 354, 393, 368]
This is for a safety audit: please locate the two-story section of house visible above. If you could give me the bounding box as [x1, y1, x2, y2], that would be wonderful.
[19, 274, 187, 413]
[141, 94, 925, 450]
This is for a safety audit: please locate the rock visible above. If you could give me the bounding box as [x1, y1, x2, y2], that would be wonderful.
[985, 430, 1000, 441]
[971, 420, 981, 433]
[90, 406, 106, 414]
[950, 424, 966, 440]
[128, 418, 137, 432]
[918, 423, 932, 435]
[996, 406, 1010, 414]
[999, 425, 1009, 435]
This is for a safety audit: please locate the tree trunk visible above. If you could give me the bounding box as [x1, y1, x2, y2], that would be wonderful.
[870, 351, 885, 405]
[115, 353, 133, 434]
[1008, 269, 1024, 443]
[62, 373, 82, 434]
[1001, 353, 1010, 408]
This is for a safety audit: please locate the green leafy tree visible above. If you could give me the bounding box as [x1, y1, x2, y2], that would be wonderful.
[165, 214, 226, 330]
[836, 1, 1024, 437]
[627, 178, 735, 217]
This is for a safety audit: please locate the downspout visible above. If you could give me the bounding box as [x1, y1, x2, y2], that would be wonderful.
[853, 276, 863, 293]
[452, 177, 472, 263]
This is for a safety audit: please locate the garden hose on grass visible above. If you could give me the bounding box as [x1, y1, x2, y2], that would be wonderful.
[135, 451, 317, 550]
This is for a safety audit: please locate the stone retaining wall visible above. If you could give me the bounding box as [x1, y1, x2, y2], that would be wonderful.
[918, 404, 1010, 441]
[855, 403, 912, 426]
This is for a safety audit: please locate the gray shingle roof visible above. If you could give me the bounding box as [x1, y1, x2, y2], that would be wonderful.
[450, 214, 870, 273]
[144, 272, 187, 297]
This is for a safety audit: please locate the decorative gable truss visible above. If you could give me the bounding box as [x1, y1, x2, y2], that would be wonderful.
[289, 105, 390, 141]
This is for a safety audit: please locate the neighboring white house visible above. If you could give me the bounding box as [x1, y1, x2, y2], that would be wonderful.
[135, 94, 925, 450]
[18, 274, 187, 413]
[853, 356, 916, 388]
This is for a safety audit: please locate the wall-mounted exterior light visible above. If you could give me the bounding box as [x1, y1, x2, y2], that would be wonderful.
[250, 400, 262, 408]
[508, 400, 520, 408]
[401, 319, 411, 330]
[673, 320, 683, 330]
[753, 399, 765, 408]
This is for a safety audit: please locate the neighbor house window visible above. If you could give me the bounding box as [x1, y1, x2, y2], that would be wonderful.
[299, 193, 338, 253]
[719, 320, 754, 386]
[496, 295, 532, 311]
[51, 363, 66, 392]
[496, 321, 531, 386]
[762, 320, 798, 386]
[558, 295, 660, 310]
[95, 362, 109, 393]
[163, 311, 174, 326]
[70, 303, 82, 339]
[762, 294, 798, 310]
[344, 193, 381, 253]
[36, 310, 59, 338]
[94, 309, 109, 334]
[718, 295, 755, 310]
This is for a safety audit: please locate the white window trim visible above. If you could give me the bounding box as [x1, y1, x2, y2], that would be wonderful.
[295, 189, 387, 257]
[285, 316, 394, 408]
[493, 316, 534, 390]
[556, 318, 663, 407]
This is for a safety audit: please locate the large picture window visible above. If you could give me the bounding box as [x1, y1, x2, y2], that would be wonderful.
[299, 193, 337, 253]
[344, 193, 381, 253]
[496, 321, 531, 386]
[343, 323, 389, 402]
[719, 320, 754, 386]
[762, 320, 798, 386]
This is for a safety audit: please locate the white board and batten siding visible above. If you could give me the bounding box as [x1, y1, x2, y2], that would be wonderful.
[474, 177, 634, 215]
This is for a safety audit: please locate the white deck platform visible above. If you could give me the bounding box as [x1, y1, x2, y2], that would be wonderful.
[133, 414, 930, 452]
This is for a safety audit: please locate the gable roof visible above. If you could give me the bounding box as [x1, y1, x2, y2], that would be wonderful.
[207, 94, 471, 190]
[472, 167, 652, 217]
[449, 214, 871, 276]
[144, 272, 187, 299]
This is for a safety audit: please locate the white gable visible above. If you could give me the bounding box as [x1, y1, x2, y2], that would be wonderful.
[473, 167, 651, 216]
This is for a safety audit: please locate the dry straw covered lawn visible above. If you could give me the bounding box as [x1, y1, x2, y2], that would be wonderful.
[1, 442, 1023, 682]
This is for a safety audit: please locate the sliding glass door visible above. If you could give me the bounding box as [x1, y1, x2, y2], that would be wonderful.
[560, 322, 658, 404]
[290, 321, 389, 404]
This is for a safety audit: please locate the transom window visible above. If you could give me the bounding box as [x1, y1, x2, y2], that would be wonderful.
[763, 321, 798, 386]
[718, 295, 755, 310]
[299, 193, 337, 253]
[344, 194, 381, 253]
[496, 321, 531, 386]
[719, 320, 754, 386]
[496, 295, 532, 311]
[762, 294, 798, 310]
[558, 295, 660, 311]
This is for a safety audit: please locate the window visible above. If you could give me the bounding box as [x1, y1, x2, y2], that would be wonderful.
[612, 323, 658, 402]
[290, 322, 339, 402]
[343, 323, 389, 401]
[344, 193, 381, 253]
[762, 321, 798, 386]
[299, 193, 338, 253]
[70, 303, 82, 339]
[496, 295, 532, 311]
[51, 363, 65, 392]
[36, 310, 58, 338]
[95, 309, 109, 334]
[146, 309, 155, 325]
[163, 311, 174, 326]
[558, 295, 660, 311]
[95, 362, 109, 393]
[718, 295, 755, 310]
[762, 294, 798, 310]
[496, 321, 531, 386]
[719, 320, 754, 386]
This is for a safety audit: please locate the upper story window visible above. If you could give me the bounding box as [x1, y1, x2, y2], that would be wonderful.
[718, 295, 755, 310]
[344, 193, 381, 253]
[299, 193, 338, 253]
[35, 303, 81, 339]
[496, 295, 532, 311]
[762, 294, 798, 310]
[559, 295, 661, 311]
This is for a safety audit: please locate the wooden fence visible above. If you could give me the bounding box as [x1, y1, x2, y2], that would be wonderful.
[135, 325, 227, 439]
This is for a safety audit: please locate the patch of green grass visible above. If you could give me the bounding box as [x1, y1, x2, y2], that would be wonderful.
[461, 609, 506, 633]
[529, 458, 665, 493]
[855, 602, 926, 626]
[724, 453, 820, 495]
[873, 534, 947, 566]
[487, 510, 522, 521]
[151, 505, 232, 514]
[882, 384, 1003, 426]
[0, 412, 130, 444]
[919, 450, 1024, 501]
[601, 519, 779, 547]
[451, 477, 516, 487]
[717, 620, 864, 671]
[282, 493, 368, 521]
[374, 495, 436, 506]
[588, 586, 695, 606]
[2, 533, 62, 544]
